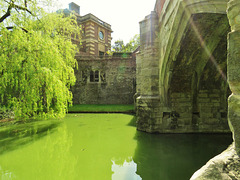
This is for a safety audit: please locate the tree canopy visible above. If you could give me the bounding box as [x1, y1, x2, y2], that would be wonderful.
[112, 34, 140, 53]
[0, 0, 81, 119]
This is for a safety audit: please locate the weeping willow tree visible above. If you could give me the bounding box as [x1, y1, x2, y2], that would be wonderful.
[0, 0, 81, 119]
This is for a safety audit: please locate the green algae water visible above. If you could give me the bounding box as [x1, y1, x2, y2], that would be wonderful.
[0, 114, 232, 180]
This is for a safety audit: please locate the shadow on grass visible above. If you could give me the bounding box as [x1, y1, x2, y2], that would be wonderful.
[0, 120, 61, 155]
[68, 104, 135, 114]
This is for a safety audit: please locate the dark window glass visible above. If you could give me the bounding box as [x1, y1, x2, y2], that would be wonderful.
[99, 51, 104, 58]
[90, 71, 100, 82]
[95, 71, 99, 82]
[90, 71, 94, 82]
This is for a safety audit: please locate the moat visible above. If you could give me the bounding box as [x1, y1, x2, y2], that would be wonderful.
[0, 114, 232, 180]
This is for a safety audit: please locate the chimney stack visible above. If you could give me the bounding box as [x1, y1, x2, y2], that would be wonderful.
[69, 2, 80, 15]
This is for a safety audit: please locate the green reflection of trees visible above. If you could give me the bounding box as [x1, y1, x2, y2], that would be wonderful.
[0, 123, 77, 180]
[32, 125, 78, 180]
[0, 114, 139, 180]
[0, 115, 231, 180]
[0, 120, 60, 155]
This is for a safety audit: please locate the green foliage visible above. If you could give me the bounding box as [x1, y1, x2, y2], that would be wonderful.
[0, 0, 81, 119]
[112, 34, 140, 53]
[112, 40, 124, 52]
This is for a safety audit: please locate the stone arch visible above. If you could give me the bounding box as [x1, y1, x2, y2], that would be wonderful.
[164, 12, 230, 131]
[136, 0, 232, 133]
[158, 0, 229, 105]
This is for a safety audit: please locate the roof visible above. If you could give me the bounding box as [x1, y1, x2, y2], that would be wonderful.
[77, 13, 112, 31]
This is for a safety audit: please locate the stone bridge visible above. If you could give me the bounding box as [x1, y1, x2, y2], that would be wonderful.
[136, 0, 240, 147]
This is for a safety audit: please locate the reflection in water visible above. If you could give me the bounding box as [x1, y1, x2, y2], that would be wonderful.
[0, 114, 137, 180]
[0, 114, 232, 180]
[0, 166, 15, 179]
[112, 160, 141, 180]
[133, 132, 232, 180]
[0, 120, 60, 155]
[0, 122, 77, 180]
[66, 114, 137, 180]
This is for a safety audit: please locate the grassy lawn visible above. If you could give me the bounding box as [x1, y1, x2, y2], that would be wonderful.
[68, 104, 135, 113]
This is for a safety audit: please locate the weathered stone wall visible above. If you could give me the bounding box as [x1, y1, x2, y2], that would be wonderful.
[169, 93, 192, 131]
[168, 90, 229, 133]
[71, 55, 136, 104]
[227, 0, 240, 154]
[136, 96, 161, 132]
[136, 11, 161, 133]
[198, 90, 228, 129]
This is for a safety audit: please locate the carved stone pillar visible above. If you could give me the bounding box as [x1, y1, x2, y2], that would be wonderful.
[227, 0, 240, 155]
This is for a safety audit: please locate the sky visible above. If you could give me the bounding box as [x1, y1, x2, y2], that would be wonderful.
[57, 0, 156, 44]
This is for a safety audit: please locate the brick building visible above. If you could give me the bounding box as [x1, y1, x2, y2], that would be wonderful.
[63, 2, 136, 105]
[64, 2, 112, 56]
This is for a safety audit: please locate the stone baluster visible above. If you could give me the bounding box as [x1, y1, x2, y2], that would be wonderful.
[227, 0, 240, 155]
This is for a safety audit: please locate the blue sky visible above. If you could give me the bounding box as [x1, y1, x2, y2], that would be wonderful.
[58, 0, 156, 44]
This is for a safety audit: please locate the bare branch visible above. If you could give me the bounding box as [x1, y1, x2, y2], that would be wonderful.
[6, 26, 28, 33]
[12, 3, 34, 16]
[0, 4, 12, 23]
[0, 0, 36, 23]
[24, 0, 27, 8]
[6, 26, 13, 30]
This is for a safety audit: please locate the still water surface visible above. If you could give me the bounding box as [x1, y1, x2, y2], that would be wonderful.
[0, 114, 232, 180]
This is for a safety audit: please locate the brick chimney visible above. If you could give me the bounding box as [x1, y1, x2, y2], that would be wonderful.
[69, 2, 80, 15]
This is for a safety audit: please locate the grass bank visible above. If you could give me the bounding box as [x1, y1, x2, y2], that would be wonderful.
[68, 104, 135, 113]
